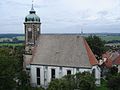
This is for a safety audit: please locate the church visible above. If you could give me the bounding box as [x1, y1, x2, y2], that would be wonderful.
[23, 4, 101, 87]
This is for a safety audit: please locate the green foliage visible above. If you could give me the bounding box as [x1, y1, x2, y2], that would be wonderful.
[86, 35, 107, 59]
[110, 66, 118, 75]
[105, 66, 118, 81]
[47, 72, 96, 90]
[105, 67, 120, 90]
[0, 45, 31, 90]
[107, 74, 120, 90]
[76, 72, 96, 90]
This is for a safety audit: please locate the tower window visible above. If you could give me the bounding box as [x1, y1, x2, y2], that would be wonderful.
[36, 68, 40, 85]
[51, 69, 55, 80]
[67, 70, 71, 75]
[28, 28, 32, 40]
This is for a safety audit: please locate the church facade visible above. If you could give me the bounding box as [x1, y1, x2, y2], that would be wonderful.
[23, 5, 101, 87]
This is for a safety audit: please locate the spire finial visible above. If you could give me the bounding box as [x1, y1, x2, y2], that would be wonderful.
[32, 0, 34, 10]
[30, 0, 36, 14]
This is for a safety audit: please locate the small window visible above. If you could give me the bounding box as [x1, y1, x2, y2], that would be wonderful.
[51, 69, 55, 79]
[37, 78, 40, 85]
[92, 69, 96, 77]
[67, 70, 71, 75]
[76, 68, 79, 73]
[36, 68, 40, 85]
[28, 28, 32, 40]
[37, 68, 40, 77]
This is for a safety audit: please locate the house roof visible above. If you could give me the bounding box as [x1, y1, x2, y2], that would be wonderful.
[113, 55, 120, 65]
[102, 52, 112, 68]
[31, 34, 98, 68]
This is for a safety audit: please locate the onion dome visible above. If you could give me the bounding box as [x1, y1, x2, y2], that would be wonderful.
[25, 4, 40, 22]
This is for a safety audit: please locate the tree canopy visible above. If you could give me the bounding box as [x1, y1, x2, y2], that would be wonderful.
[0, 46, 29, 90]
[86, 35, 107, 59]
[48, 72, 96, 90]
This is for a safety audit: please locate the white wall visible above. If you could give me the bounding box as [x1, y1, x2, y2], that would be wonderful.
[30, 65, 100, 87]
[92, 65, 101, 86]
[118, 65, 120, 73]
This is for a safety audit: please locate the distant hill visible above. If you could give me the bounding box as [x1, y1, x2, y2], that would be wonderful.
[0, 34, 24, 38]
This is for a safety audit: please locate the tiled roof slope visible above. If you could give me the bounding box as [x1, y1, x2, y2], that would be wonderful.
[113, 55, 120, 65]
[31, 34, 98, 68]
[102, 52, 113, 68]
[83, 39, 98, 66]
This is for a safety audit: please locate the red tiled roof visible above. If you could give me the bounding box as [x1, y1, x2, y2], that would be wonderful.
[102, 52, 112, 68]
[102, 52, 111, 59]
[83, 39, 98, 66]
[113, 55, 120, 65]
[104, 58, 112, 68]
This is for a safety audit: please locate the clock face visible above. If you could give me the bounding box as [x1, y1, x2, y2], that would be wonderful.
[28, 28, 32, 31]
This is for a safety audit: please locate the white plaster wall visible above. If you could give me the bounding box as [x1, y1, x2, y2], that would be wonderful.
[118, 65, 120, 73]
[47, 66, 59, 83]
[92, 65, 101, 86]
[30, 65, 44, 87]
[30, 65, 92, 87]
[79, 68, 91, 73]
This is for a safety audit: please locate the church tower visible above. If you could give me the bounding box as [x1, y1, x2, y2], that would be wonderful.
[24, 3, 41, 54]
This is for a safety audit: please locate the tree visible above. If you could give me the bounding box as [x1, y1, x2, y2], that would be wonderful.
[86, 35, 107, 60]
[107, 74, 120, 90]
[76, 72, 96, 90]
[47, 72, 96, 90]
[110, 66, 118, 75]
[0, 46, 31, 90]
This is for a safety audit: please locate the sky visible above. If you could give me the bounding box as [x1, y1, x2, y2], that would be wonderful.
[0, 0, 120, 33]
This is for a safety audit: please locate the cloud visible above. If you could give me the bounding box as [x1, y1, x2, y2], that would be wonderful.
[0, 0, 120, 33]
[97, 11, 108, 16]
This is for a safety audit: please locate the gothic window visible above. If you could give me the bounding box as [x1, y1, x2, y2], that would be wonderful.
[76, 68, 79, 73]
[51, 69, 55, 80]
[36, 68, 40, 85]
[67, 70, 71, 75]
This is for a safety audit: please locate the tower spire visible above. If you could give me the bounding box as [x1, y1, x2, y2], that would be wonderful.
[30, 0, 36, 14]
[32, 0, 34, 10]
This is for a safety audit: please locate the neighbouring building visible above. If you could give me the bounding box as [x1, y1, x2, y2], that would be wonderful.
[113, 55, 120, 72]
[23, 4, 101, 87]
[100, 51, 120, 77]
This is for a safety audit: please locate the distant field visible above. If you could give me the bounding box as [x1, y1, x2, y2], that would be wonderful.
[100, 36, 120, 41]
[0, 43, 24, 46]
[16, 36, 25, 41]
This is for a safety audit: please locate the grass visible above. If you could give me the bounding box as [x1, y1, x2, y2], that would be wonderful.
[96, 79, 108, 90]
[100, 36, 120, 41]
[16, 36, 25, 40]
[97, 86, 108, 90]
[0, 43, 24, 46]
